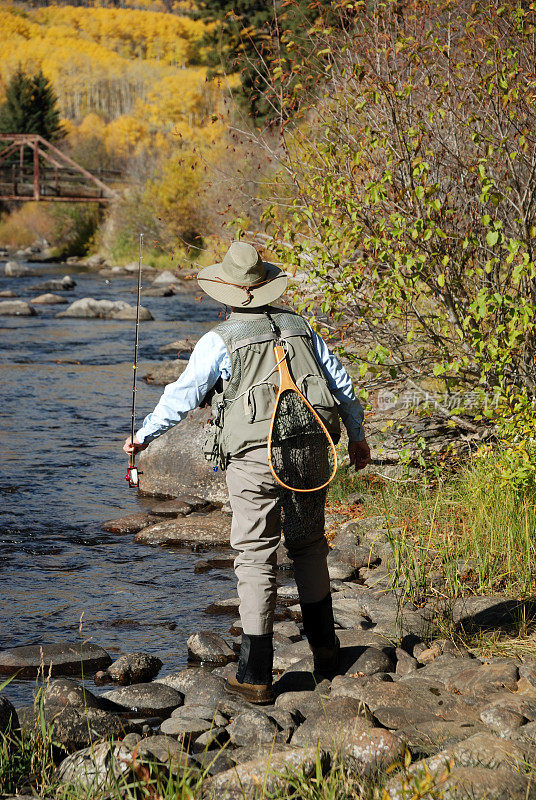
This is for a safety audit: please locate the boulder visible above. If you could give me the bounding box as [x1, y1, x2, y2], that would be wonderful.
[160, 338, 198, 354]
[101, 682, 183, 716]
[134, 512, 231, 547]
[22, 705, 127, 750]
[4, 261, 29, 276]
[0, 695, 18, 732]
[203, 746, 329, 799]
[182, 672, 228, 710]
[155, 667, 201, 694]
[57, 740, 132, 789]
[102, 512, 158, 534]
[159, 715, 213, 742]
[385, 766, 533, 800]
[452, 596, 530, 632]
[57, 298, 153, 320]
[444, 660, 519, 699]
[150, 498, 201, 517]
[0, 300, 36, 316]
[341, 728, 403, 775]
[43, 678, 103, 709]
[30, 275, 76, 292]
[0, 642, 111, 677]
[290, 696, 374, 748]
[143, 360, 187, 385]
[227, 709, 279, 746]
[187, 632, 234, 665]
[30, 293, 68, 304]
[136, 734, 198, 775]
[141, 286, 177, 297]
[0, 289, 18, 297]
[106, 653, 163, 685]
[137, 408, 227, 502]
[346, 646, 395, 676]
[152, 270, 182, 286]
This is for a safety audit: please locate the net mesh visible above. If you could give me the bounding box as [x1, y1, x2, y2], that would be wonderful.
[270, 390, 334, 491]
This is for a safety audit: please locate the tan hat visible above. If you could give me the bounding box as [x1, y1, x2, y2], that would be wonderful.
[197, 241, 288, 308]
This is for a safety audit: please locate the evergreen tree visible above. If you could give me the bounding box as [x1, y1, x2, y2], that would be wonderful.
[0, 67, 64, 141]
[198, 0, 334, 123]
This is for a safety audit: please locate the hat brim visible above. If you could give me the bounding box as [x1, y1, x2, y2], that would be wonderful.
[197, 260, 288, 308]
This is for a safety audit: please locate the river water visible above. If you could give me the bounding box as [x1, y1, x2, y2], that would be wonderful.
[0, 262, 238, 705]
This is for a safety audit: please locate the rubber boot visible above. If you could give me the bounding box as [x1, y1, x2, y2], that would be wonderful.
[225, 632, 274, 704]
[300, 592, 340, 679]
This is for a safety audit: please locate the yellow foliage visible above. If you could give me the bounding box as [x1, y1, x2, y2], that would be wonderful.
[105, 115, 150, 160]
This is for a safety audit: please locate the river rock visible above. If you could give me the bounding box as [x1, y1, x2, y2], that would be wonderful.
[395, 719, 486, 752]
[137, 734, 197, 776]
[416, 731, 533, 773]
[182, 673, 228, 710]
[451, 596, 527, 632]
[160, 338, 198, 354]
[480, 704, 527, 733]
[0, 642, 112, 677]
[101, 682, 183, 716]
[228, 709, 279, 746]
[57, 740, 133, 789]
[141, 285, 177, 297]
[290, 696, 374, 748]
[4, 261, 29, 276]
[152, 270, 182, 286]
[187, 632, 234, 665]
[143, 360, 187, 385]
[155, 667, 201, 694]
[341, 728, 403, 775]
[30, 275, 76, 292]
[160, 715, 213, 742]
[194, 725, 229, 750]
[137, 407, 227, 502]
[39, 705, 127, 750]
[444, 660, 519, 699]
[57, 298, 153, 320]
[30, 293, 68, 304]
[151, 498, 206, 516]
[0, 300, 36, 316]
[0, 289, 18, 297]
[203, 746, 329, 799]
[134, 512, 231, 547]
[106, 653, 163, 685]
[346, 646, 395, 676]
[102, 512, 158, 534]
[0, 695, 18, 733]
[43, 678, 103, 709]
[385, 765, 533, 800]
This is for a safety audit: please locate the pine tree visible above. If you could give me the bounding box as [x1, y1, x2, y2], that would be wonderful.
[0, 68, 64, 141]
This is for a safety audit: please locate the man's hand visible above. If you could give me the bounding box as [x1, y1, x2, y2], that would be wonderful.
[123, 435, 149, 456]
[348, 439, 371, 471]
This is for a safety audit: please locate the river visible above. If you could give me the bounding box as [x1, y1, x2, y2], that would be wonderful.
[0, 262, 238, 705]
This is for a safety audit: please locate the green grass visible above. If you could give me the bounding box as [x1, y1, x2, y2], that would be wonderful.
[330, 452, 536, 604]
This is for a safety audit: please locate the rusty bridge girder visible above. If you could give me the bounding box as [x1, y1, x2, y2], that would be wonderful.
[0, 134, 119, 203]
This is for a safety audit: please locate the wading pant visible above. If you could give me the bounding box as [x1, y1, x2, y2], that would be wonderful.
[225, 445, 330, 636]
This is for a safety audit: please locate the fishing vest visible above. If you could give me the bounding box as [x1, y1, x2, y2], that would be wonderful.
[203, 308, 341, 468]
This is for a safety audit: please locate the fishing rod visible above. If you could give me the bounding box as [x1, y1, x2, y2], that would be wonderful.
[126, 232, 144, 488]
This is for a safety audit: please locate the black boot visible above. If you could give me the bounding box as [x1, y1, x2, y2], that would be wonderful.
[300, 593, 340, 679]
[225, 633, 274, 704]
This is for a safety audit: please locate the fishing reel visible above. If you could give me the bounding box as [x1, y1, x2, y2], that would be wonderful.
[126, 456, 142, 488]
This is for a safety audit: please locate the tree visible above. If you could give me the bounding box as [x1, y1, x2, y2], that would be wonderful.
[254, 0, 536, 443]
[197, 0, 336, 123]
[0, 67, 63, 141]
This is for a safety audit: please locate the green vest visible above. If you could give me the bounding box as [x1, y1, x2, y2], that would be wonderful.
[203, 307, 341, 467]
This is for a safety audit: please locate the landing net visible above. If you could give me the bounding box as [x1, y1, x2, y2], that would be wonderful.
[269, 390, 335, 492]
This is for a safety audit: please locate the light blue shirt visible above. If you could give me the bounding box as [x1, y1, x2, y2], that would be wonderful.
[136, 322, 365, 444]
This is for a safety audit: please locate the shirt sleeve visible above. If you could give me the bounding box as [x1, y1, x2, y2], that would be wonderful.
[306, 323, 366, 442]
[135, 330, 231, 444]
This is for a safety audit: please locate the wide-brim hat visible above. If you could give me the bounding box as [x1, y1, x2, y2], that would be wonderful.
[197, 241, 288, 308]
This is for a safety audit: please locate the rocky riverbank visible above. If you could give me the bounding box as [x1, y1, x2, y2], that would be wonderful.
[2, 511, 536, 798]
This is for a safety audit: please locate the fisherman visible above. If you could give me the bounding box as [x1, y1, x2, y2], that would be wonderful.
[123, 241, 371, 704]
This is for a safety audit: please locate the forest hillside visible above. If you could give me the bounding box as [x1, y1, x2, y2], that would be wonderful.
[0, 0, 233, 262]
